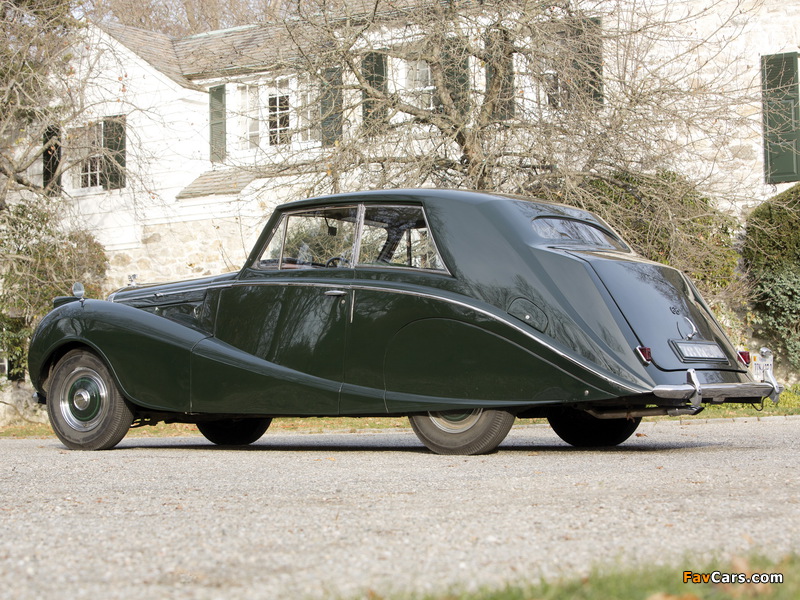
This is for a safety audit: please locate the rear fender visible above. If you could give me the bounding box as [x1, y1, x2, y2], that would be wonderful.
[382, 317, 640, 412]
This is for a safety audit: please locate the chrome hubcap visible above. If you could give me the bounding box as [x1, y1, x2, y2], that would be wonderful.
[72, 389, 92, 411]
[59, 368, 109, 431]
[428, 409, 483, 433]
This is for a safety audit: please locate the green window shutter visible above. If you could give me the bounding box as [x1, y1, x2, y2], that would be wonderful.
[436, 39, 471, 117]
[362, 52, 387, 129]
[42, 125, 61, 194]
[571, 17, 603, 105]
[102, 115, 126, 190]
[762, 53, 800, 184]
[209, 84, 227, 162]
[485, 28, 515, 120]
[321, 68, 343, 147]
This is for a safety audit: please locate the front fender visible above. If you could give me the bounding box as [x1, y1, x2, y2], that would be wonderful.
[28, 299, 209, 412]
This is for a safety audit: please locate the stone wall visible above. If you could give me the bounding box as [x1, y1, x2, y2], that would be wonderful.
[103, 214, 267, 292]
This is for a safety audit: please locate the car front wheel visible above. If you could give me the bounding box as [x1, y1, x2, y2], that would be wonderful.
[197, 418, 272, 446]
[409, 408, 515, 455]
[547, 408, 641, 447]
[47, 349, 134, 450]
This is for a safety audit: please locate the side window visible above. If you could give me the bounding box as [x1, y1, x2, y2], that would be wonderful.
[532, 217, 628, 251]
[256, 207, 358, 269]
[358, 205, 447, 271]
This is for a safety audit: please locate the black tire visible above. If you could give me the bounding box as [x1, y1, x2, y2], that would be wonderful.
[547, 408, 641, 447]
[47, 349, 134, 450]
[197, 418, 272, 446]
[409, 409, 515, 455]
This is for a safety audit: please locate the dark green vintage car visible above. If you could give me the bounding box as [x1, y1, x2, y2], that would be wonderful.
[28, 189, 781, 453]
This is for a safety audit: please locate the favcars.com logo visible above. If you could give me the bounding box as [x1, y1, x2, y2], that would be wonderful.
[683, 571, 784, 584]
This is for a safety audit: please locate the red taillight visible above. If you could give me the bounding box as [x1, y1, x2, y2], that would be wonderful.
[636, 346, 652, 364]
[738, 350, 751, 366]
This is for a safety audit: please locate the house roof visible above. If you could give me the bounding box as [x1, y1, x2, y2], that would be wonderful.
[98, 22, 201, 90]
[173, 25, 304, 79]
[176, 168, 261, 200]
[97, 0, 474, 85]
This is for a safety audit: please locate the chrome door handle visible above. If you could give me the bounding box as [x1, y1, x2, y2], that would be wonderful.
[323, 290, 347, 297]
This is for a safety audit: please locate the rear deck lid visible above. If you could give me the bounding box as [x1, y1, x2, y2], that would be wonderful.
[576, 251, 743, 372]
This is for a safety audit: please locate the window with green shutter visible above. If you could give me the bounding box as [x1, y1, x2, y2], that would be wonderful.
[209, 84, 227, 162]
[762, 53, 800, 184]
[362, 52, 388, 130]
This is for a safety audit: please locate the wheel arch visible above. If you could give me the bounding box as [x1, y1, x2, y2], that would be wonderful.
[36, 341, 110, 399]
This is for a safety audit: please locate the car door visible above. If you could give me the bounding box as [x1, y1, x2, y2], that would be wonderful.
[190, 205, 358, 415]
[339, 203, 456, 414]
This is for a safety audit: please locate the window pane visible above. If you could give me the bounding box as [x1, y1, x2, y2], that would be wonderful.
[532, 217, 627, 250]
[268, 93, 291, 145]
[406, 60, 434, 110]
[257, 207, 357, 269]
[358, 205, 446, 271]
[72, 123, 102, 188]
[256, 216, 287, 270]
[239, 84, 260, 149]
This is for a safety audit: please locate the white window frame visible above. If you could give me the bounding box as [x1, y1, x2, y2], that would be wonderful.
[238, 83, 260, 150]
[71, 122, 102, 189]
[267, 78, 292, 146]
[405, 59, 435, 110]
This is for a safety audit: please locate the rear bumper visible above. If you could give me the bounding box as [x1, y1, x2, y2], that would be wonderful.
[652, 367, 782, 407]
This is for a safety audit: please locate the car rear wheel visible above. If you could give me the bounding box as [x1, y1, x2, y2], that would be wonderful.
[47, 349, 134, 450]
[547, 408, 641, 447]
[197, 418, 272, 446]
[409, 408, 515, 455]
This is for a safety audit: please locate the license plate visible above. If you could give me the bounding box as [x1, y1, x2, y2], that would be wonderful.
[672, 340, 727, 362]
[751, 351, 775, 382]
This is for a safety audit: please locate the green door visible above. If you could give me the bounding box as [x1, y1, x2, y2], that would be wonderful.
[191, 206, 358, 415]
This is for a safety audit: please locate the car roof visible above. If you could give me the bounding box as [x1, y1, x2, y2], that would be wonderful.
[276, 188, 536, 210]
[275, 188, 610, 229]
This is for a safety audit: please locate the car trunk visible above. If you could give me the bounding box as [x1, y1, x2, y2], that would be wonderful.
[573, 250, 744, 373]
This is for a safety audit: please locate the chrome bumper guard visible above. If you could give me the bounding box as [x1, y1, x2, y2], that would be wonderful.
[652, 357, 783, 409]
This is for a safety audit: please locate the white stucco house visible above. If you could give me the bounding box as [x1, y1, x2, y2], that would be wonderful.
[27, 0, 800, 291]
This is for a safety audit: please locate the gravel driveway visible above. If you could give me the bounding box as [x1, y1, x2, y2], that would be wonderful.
[1, 417, 798, 599]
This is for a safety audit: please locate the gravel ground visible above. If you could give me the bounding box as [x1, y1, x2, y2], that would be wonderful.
[1, 416, 798, 600]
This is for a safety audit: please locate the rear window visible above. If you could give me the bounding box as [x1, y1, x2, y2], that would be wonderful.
[532, 217, 628, 251]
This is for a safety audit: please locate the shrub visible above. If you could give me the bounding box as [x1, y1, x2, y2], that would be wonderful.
[743, 183, 800, 369]
[577, 171, 741, 302]
[0, 199, 108, 378]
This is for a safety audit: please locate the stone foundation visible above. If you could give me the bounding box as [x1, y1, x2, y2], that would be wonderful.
[103, 216, 266, 293]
